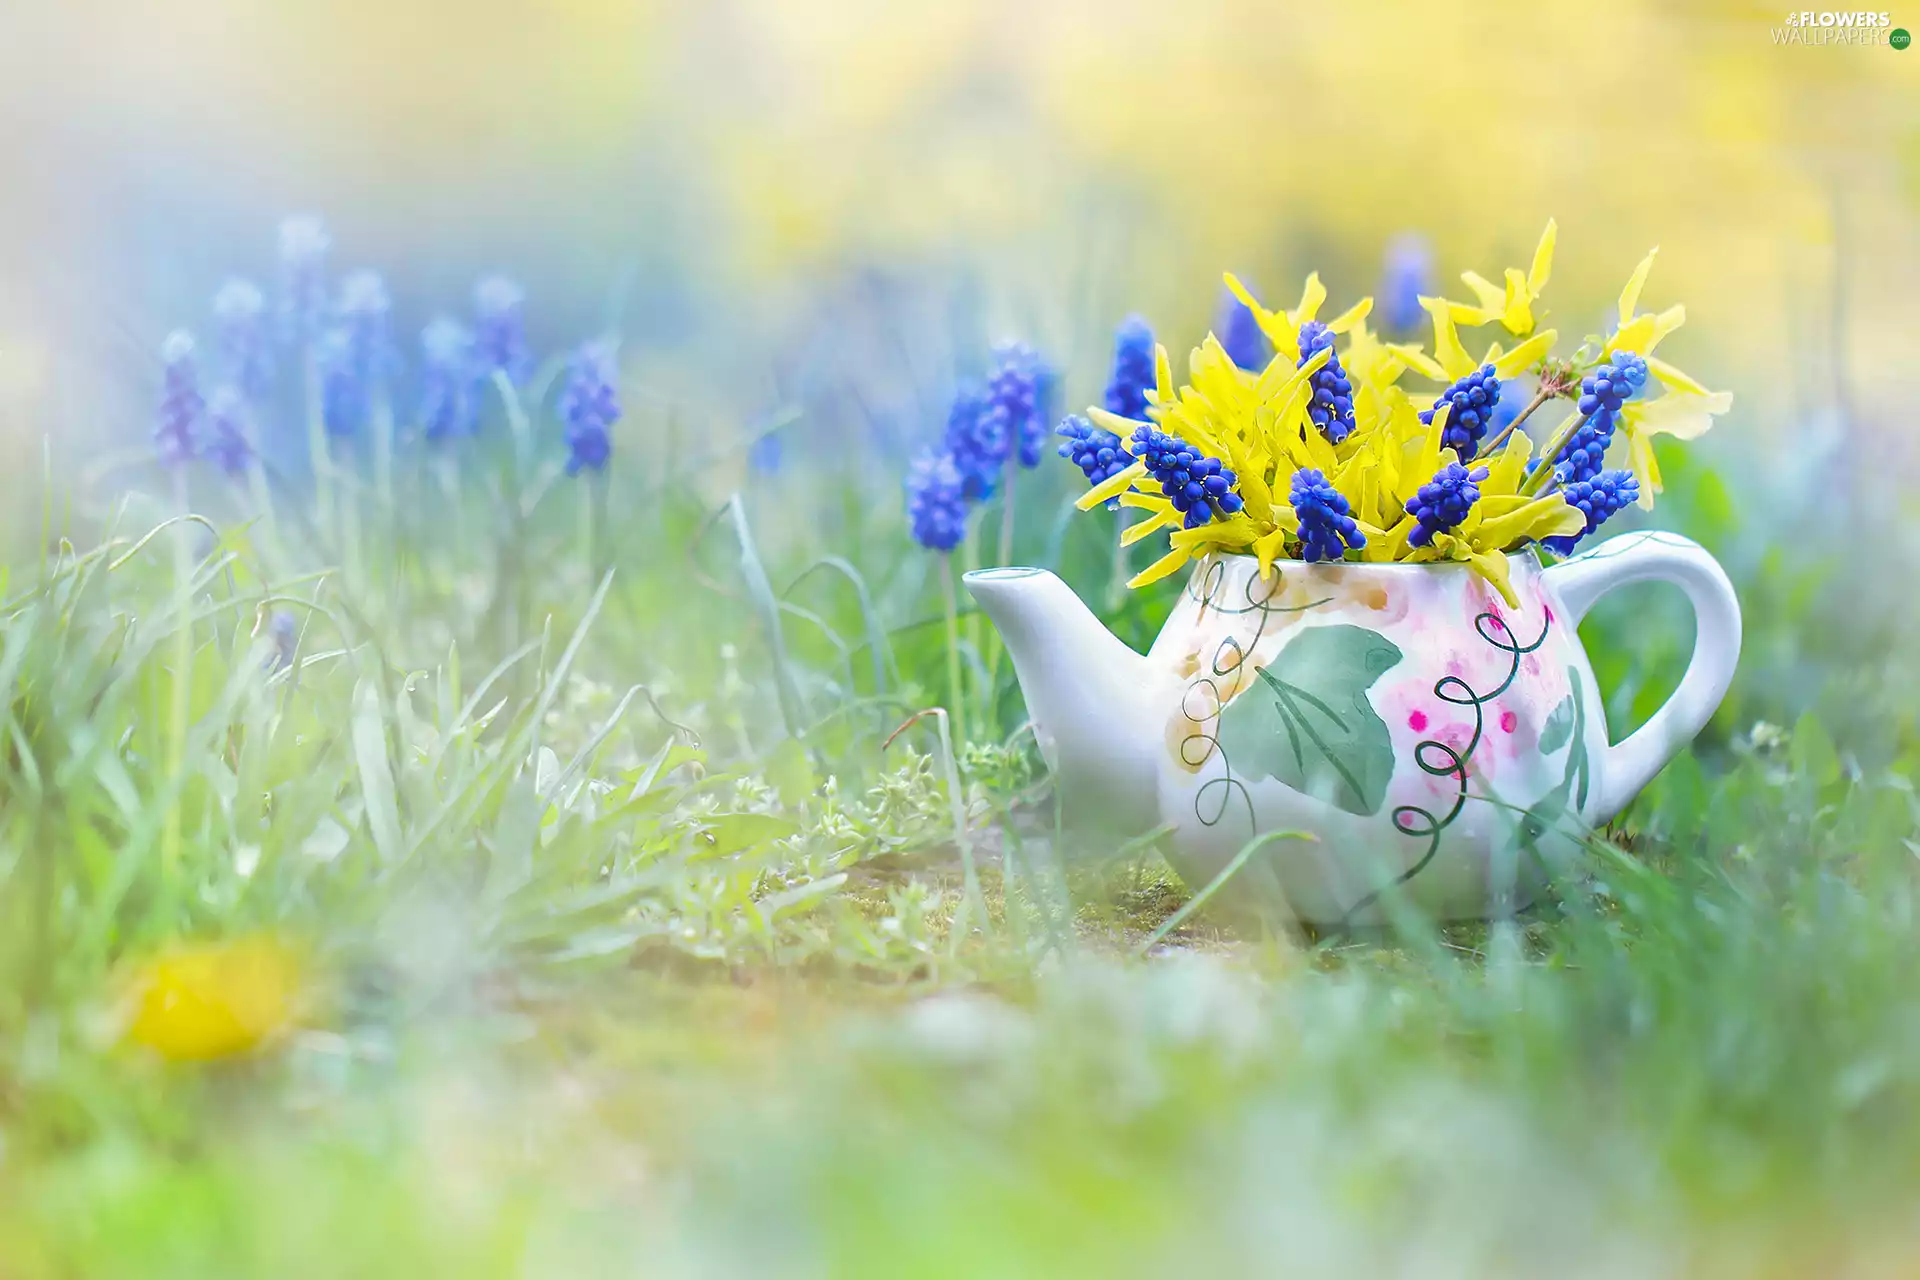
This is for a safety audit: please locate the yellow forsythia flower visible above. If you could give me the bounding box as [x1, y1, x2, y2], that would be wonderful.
[1075, 221, 1730, 601]
[123, 936, 302, 1062]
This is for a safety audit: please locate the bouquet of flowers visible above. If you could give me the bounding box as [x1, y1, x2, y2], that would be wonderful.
[1056, 222, 1731, 605]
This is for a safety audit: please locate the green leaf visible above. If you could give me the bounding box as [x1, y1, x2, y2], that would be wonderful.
[699, 812, 802, 857]
[1539, 693, 1576, 755]
[622, 742, 706, 797]
[764, 737, 817, 810]
[486, 774, 543, 898]
[1790, 711, 1842, 788]
[1516, 772, 1575, 859]
[352, 678, 404, 864]
[1215, 625, 1403, 817]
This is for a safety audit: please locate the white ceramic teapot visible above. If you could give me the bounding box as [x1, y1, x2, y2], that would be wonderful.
[966, 531, 1741, 925]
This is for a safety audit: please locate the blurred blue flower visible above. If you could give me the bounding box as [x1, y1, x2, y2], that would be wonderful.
[472, 275, 531, 385]
[335, 271, 393, 368]
[1216, 285, 1270, 372]
[1406, 462, 1488, 548]
[941, 383, 1003, 502]
[154, 330, 203, 468]
[1105, 315, 1155, 420]
[1296, 320, 1357, 445]
[318, 271, 393, 437]
[263, 609, 299, 673]
[1379, 234, 1433, 334]
[987, 342, 1047, 468]
[316, 328, 366, 437]
[1291, 467, 1366, 562]
[419, 317, 480, 441]
[1543, 469, 1639, 555]
[904, 450, 968, 551]
[1488, 377, 1528, 437]
[278, 215, 331, 342]
[559, 339, 620, 474]
[200, 386, 254, 476]
[1131, 425, 1242, 529]
[212, 278, 272, 396]
[749, 430, 784, 475]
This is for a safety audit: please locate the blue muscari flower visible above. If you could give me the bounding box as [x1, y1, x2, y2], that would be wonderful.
[318, 270, 394, 437]
[1551, 418, 1611, 485]
[1055, 415, 1130, 501]
[1543, 353, 1651, 483]
[212, 278, 272, 396]
[1543, 470, 1639, 555]
[559, 339, 620, 473]
[1216, 286, 1270, 372]
[1130, 425, 1243, 529]
[1105, 315, 1155, 420]
[278, 215, 331, 341]
[1379, 234, 1433, 334]
[1405, 461, 1489, 548]
[1296, 320, 1357, 445]
[1553, 352, 1650, 483]
[1576, 351, 1649, 418]
[472, 275, 530, 385]
[316, 327, 366, 437]
[1290, 468, 1365, 562]
[419, 317, 480, 441]
[336, 270, 393, 367]
[201, 386, 254, 476]
[942, 383, 1004, 502]
[986, 342, 1047, 468]
[904, 450, 968, 551]
[1420, 363, 1502, 461]
[154, 331, 203, 468]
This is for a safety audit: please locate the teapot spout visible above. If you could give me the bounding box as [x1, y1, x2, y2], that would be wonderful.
[964, 568, 1165, 840]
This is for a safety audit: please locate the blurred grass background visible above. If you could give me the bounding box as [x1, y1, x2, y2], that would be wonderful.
[2, 1, 1920, 1276]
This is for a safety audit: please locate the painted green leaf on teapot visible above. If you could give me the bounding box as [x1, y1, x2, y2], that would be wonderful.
[1215, 625, 1403, 817]
[1538, 693, 1576, 755]
[1512, 667, 1592, 864]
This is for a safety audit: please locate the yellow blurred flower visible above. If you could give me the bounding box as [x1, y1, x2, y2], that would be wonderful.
[123, 936, 303, 1062]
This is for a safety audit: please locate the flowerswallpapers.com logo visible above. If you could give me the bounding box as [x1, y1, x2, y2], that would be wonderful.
[1772, 10, 1905, 43]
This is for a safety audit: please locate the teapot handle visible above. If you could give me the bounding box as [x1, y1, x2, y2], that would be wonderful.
[1540, 532, 1742, 824]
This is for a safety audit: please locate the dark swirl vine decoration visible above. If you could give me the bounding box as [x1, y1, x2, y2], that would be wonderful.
[1339, 607, 1551, 923]
[1180, 562, 1331, 833]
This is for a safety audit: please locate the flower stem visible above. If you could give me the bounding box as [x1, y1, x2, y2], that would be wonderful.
[1520, 407, 1593, 497]
[493, 370, 533, 474]
[984, 455, 1017, 705]
[304, 347, 332, 546]
[580, 471, 596, 584]
[939, 553, 967, 751]
[338, 439, 364, 587]
[998, 455, 1017, 568]
[961, 521, 983, 732]
[1478, 385, 1554, 459]
[161, 468, 192, 921]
